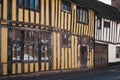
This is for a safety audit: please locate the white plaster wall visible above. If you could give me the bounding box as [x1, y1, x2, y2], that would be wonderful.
[108, 44, 120, 63]
[117, 23, 120, 43]
[95, 16, 118, 43]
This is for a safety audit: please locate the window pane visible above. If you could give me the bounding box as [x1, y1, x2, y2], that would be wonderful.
[85, 11, 88, 23]
[80, 9, 82, 22]
[97, 18, 101, 29]
[19, 0, 23, 6]
[24, 45, 35, 61]
[27, 45, 38, 61]
[77, 9, 80, 21]
[104, 21, 110, 28]
[83, 10, 86, 23]
[116, 47, 120, 58]
[12, 29, 22, 61]
[12, 30, 21, 41]
[40, 32, 50, 62]
[61, 0, 64, 10]
[12, 43, 21, 61]
[61, 0, 71, 12]
[66, 2, 71, 11]
[33, 45, 38, 61]
[29, 31, 34, 42]
[24, 45, 29, 61]
[30, 0, 35, 8]
[24, 31, 29, 42]
[35, 0, 39, 10]
[29, 45, 34, 61]
[65, 3, 67, 11]
[34, 32, 38, 43]
[24, 0, 29, 7]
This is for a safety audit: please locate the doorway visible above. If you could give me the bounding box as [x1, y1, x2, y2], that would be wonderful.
[80, 46, 88, 68]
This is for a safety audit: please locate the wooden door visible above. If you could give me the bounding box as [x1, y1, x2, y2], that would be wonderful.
[80, 46, 88, 68]
[95, 43, 108, 67]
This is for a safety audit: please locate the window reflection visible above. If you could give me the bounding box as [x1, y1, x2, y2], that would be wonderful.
[12, 30, 22, 61]
[18, 0, 40, 10]
[24, 31, 38, 61]
[30, 0, 35, 8]
[35, 0, 39, 10]
[19, 0, 23, 6]
[24, 0, 29, 7]
[61, 0, 71, 12]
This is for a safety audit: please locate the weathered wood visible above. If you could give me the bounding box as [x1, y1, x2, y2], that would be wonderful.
[95, 43, 108, 67]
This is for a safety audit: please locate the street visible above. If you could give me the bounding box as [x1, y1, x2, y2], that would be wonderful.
[61, 69, 120, 80]
[4, 65, 120, 80]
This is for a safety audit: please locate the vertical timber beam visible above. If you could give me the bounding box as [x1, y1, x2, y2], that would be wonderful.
[7, 0, 12, 75]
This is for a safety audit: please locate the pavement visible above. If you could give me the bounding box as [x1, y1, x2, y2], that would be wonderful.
[1, 64, 120, 80]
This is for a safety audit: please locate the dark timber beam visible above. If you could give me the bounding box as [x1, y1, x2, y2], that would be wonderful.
[7, 0, 12, 75]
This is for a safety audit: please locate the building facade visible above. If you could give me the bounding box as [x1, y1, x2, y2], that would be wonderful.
[108, 23, 120, 63]
[93, 1, 120, 66]
[95, 17, 118, 66]
[0, 0, 95, 76]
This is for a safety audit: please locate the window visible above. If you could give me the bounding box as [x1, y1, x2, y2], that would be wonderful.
[40, 32, 51, 62]
[18, 0, 40, 10]
[18, 0, 23, 6]
[61, 0, 71, 12]
[12, 30, 39, 61]
[24, 0, 29, 7]
[30, 0, 35, 8]
[24, 31, 38, 61]
[77, 6, 88, 24]
[12, 30, 51, 62]
[61, 33, 71, 47]
[96, 17, 101, 29]
[35, 0, 39, 10]
[104, 21, 110, 28]
[116, 46, 120, 58]
[12, 30, 22, 61]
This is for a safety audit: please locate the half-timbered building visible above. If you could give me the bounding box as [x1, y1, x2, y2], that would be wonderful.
[85, 0, 120, 67]
[78, 0, 120, 67]
[0, 0, 95, 76]
[108, 0, 120, 64]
